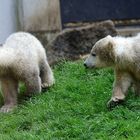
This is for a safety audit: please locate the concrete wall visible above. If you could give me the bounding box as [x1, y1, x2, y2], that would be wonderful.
[0, 0, 18, 43]
[0, 0, 62, 43]
[19, 0, 62, 32]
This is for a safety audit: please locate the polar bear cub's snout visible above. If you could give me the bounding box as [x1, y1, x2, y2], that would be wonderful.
[84, 54, 97, 68]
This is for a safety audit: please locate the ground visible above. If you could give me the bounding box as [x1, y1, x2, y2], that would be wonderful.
[0, 61, 140, 139]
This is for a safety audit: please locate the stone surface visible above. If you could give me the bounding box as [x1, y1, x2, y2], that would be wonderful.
[46, 20, 118, 65]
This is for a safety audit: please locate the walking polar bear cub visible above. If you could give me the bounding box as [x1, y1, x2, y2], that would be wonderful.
[84, 34, 140, 108]
[0, 32, 55, 112]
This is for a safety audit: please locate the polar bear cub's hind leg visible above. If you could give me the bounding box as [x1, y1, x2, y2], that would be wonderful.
[0, 78, 18, 113]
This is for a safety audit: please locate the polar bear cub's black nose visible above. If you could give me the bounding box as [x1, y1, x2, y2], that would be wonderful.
[84, 63, 88, 68]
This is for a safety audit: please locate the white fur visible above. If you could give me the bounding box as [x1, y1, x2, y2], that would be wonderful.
[113, 36, 136, 63]
[1, 32, 47, 74]
[114, 37, 133, 55]
[0, 32, 55, 113]
[114, 37, 126, 55]
[0, 47, 15, 66]
[85, 33, 140, 108]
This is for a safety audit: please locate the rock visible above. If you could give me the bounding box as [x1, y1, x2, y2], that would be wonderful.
[47, 20, 118, 65]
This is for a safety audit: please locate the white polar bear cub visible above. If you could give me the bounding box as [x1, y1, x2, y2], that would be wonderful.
[0, 32, 55, 113]
[84, 34, 140, 108]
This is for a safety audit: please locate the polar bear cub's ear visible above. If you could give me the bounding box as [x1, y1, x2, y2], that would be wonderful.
[106, 35, 114, 43]
[106, 35, 112, 39]
[106, 35, 114, 49]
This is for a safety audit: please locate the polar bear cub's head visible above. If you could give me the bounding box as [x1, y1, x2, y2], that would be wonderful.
[84, 35, 115, 68]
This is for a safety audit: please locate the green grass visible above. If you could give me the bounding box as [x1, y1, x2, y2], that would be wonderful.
[0, 61, 140, 140]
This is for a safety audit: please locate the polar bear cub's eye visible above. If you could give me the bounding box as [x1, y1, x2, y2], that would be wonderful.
[91, 53, 96, 57]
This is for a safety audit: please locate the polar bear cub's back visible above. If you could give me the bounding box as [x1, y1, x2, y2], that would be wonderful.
[5, 32, 42, 49]
[3, 32, 46, 66]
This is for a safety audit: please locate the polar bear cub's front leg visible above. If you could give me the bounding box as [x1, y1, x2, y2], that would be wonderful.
[107, 71, 132, 108]
[40, 60, 55, 89]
